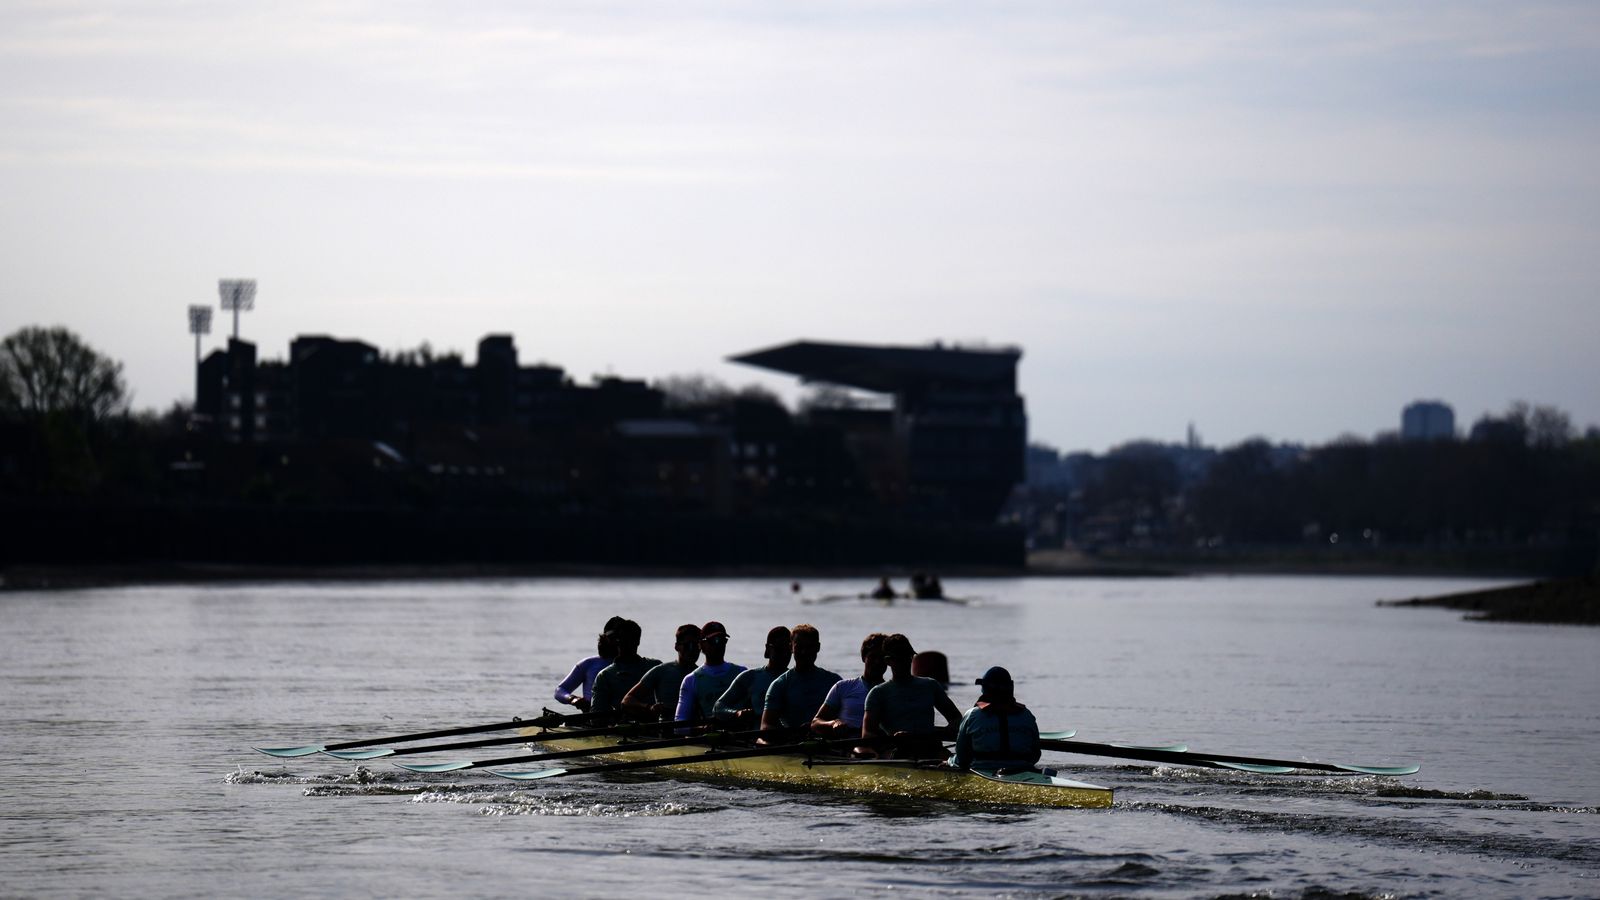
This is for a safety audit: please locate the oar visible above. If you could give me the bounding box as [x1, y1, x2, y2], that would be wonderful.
[1040, 738, 1419, 776]
[393, 726, 795, 773]
[253, 709, 606, 758]
[489, 736, 866, 781]
[325, 717, 686, 760]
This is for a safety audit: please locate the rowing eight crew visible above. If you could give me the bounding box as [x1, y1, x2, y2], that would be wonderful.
[555, 619, 1042, 772]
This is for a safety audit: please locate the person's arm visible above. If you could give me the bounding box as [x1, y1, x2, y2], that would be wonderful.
[810, 683, 845, 735]
[554, 659, 592, 707]
[588, 669, 614, 715]
[759, 675, 788, 730]
[675, 671, 697, 724]
[713, 670, 752, 722]
[1019, 708, 1042, 765]
[620, 672, 656, 719]
[950, 709, 975, 769]
[934, 687, 962, 728]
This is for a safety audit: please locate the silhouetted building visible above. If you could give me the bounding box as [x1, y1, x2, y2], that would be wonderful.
[731, 340, 1026, 522]
[1402, 401, 1455, 441]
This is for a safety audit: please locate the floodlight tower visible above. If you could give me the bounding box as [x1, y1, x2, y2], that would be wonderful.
[188, 304, 213, 364]
[218, 279, 257, 340]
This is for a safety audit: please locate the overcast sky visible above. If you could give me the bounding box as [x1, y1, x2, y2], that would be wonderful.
[2, 1, 1596, 452]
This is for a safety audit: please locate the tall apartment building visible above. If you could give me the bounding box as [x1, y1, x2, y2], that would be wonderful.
[1402, 400, 1456, 441]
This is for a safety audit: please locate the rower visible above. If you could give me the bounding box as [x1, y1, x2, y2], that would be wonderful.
[621, 623, 701, 721]
[860, 633, 962, 758]
[588, 620, 660, 718]
[869, 577, 897, 601]
[811, 632, 888, 736]
[553, 615, 625, 711]
[714, 626, 791, 726]
[950, 666, 1042, 773]
[675, 621, 746, 728]
[760, 624, 841, 734]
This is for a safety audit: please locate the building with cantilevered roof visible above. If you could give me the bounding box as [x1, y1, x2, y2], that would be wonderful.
[731, 340, 1027, 523]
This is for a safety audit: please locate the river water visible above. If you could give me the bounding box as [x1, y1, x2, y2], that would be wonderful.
[2, 575, 1597, 898]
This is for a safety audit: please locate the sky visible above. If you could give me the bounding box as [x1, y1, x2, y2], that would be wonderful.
[2, 1, 1597, 453]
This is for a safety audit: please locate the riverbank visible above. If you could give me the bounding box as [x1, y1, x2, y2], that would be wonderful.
[1378, 574, 1600, 625]
[0, 552, 1543, 592]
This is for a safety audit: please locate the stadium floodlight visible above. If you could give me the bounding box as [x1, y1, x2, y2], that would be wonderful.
[188, 304, 213, 363]
[218, 278, 257, 339]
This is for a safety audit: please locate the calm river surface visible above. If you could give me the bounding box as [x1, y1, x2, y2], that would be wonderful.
[2, 575, 1597, 898]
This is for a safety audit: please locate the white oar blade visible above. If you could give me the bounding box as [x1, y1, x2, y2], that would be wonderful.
[1112, 742, 1189, 752]
[1337, 763, 1420, 776]
[1040, 730, 1076, 740]
[1211, 761, 1299, 775]
[324, 748, 395, 760]
[394, 760, 474, 773]
[490, 767, 568, 781]
[254, 745, 324, 758]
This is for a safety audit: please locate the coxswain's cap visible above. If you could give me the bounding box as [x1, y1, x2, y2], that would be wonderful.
[701, 621, 729, 640]
[974, 666, 1013, 687]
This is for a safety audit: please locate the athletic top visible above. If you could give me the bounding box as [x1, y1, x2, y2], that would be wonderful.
[951, 702, 1041, 771]
[863, 676, 948, 736]
[763, 667, 842, 729]
[713, 666, 783, 722]
[588, 656, 662, 715]
[553, 655, 609, 704]
[676, 661, 747, 723]
[634, 661, 692, 713]
[819, 677, 874, 729]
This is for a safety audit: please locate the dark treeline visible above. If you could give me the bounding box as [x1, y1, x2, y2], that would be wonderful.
[1019, 405, 1600, 575]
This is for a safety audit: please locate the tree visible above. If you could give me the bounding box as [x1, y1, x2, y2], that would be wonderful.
[0, 326, 129, 423]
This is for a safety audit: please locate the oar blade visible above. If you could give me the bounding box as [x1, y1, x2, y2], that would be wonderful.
[323, 748, 395, 760]
[1040, 730, 1076, 740]
[254, 745, 324, 758]
[394, 760, 475, 773]
[1210, 761, 1298, 774]
[491, 767, 568, 781]
[1112, 742, 1189, 752]
[1337, 763, 1420, 776]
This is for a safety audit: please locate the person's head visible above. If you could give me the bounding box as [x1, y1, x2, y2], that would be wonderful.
[859, 632, 889, 680]
[974, 666, 1015, 702]
[911, 650, 950, 685]
[674, 624, 702, 667]
[882, 633, 915, 675]
[699, 620, 730, 664]
[597, 615, 628, 659]
[764, 626, 793, 669]
[791, 623, 820, 667]
[608, 619, 642, 657]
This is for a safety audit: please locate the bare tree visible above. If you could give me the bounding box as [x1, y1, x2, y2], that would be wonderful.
[0, 326, 129, 423]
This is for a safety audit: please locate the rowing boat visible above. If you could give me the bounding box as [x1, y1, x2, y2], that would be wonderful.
[513, 724, 1114, 808]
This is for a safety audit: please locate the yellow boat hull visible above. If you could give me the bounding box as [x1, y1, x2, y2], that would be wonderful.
[515, 726, 1113, 809]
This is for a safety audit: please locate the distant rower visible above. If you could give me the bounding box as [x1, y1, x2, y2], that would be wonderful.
[715, 626, 791, 726]
[811, 632, 888, 737]
[621, 623, 701, 721]
[860, 633, 962, 758]
[675, 621, 746, 727]
[588, 620, 659, 717]
[553, 615, 625, 711]
[761, 624, 841, 734]
[950, 666, 1042, 773]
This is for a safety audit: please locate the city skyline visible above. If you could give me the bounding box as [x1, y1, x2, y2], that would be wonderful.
[3, 2, 1597, 453]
